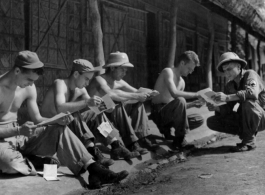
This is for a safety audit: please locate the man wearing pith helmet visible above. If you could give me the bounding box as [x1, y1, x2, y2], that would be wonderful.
[206, 51, 265, 152]
[87, 51, 157, 155]
[41, 59, 139, 165]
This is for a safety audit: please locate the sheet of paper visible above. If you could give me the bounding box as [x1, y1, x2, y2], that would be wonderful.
[43, 164, 59, 181]
[97, 121, 113, 137]
[89, 94, 116, 115]
[198, 88, 226, 107]
[36, 112, 72, 127]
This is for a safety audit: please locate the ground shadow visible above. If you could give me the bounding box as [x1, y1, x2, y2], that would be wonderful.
[191, 145, 236, 157]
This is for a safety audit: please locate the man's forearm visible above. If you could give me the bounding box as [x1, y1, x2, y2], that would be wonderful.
[57, 100, 88, 113]
[109, 89, 140, 102]
[0, 126, 19, 138]
[225, 94, 240, 102]
[173, 91, 198, 99]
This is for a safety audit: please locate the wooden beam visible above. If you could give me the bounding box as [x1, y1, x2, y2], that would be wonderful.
[35, 0, 68, 52]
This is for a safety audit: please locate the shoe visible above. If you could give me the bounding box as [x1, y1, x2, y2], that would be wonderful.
[128, 141, 148, 155]
[88, 162, 129, 189]
[88, 146, 114, 167]
[110, 140, 140, 160]
[139, 137, 158, 150]
[230, 144, 256, 152]
[26, 155, 60, 169]
[172, 137, 194, 151]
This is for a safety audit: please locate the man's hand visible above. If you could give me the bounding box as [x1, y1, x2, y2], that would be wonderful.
[86, 96, 103, 107]
[20, 121, 37, 137]
[192, 99, 205, 108]
[206, 102, 220, 112]
[56, 113, 74, 126]
[138, 92, 151, 102]
[211, 92, 227, 102]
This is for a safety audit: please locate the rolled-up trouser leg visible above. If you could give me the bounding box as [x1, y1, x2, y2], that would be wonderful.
[68, 112, 95, 147]
[207, 113, 241, 135]
[241, 100, 265, 147]
[105, 103, 138, 147]
[124, 102, 150, 139]
[188, 113, 204, 130]
[82, 110, 121, 146]
[21, 125, 93, 175]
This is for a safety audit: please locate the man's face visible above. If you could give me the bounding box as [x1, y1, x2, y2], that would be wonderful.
[75, 72, 94, 88]
[222, 62, 241, 81]
[112, 66, 128, 81]
[16, 69, 39, 88]
[181, 61, 196, 76]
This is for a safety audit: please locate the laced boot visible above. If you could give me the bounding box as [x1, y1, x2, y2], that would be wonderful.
[110, 140, 140, 160]
[88, 146, 114, 167]
[26, 155, 61, 169]
[172, 136, 194, 151]
[128, 141, 148, 155]
[139, 137, 158, 150]
[88, 162, 129, 189]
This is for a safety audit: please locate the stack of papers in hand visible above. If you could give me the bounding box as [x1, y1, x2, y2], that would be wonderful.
[198, 88, 226, 107]
[89, 94, 116, 115]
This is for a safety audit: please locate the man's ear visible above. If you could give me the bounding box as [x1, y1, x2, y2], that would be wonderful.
[180, 61, 185, 67]
[73, 71, 80, 78]
[110, 67, 115, 71]
[14, 67, 20, 75]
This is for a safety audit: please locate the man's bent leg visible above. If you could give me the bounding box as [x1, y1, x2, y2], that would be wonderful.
[21, 125, 93, 175]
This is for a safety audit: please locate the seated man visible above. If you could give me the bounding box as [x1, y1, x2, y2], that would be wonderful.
[0, 51, 128, 189]
[41, 59, 138, 163]
[151, 51, 204, 151]
[87, 52, 156, 154]
[207, 52, 265, 152]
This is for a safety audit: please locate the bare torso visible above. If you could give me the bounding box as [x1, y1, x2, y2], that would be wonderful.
[0, 84, 30, 122]
[152, 68, 185, 104]
[41, 79, 85, 117]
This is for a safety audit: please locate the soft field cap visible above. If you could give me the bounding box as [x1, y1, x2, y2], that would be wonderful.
[72, 59, 102, 72]
[217, 52, 247, 72]
[104, 51, 134, 68]
[15, 51, 44, 69]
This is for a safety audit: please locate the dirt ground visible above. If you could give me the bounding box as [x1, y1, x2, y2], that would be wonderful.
[70, 131, 265, 195]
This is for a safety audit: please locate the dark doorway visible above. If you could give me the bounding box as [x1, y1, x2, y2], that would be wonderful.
[146, 12, 159, 88]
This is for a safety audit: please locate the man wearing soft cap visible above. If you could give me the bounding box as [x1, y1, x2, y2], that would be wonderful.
[207, 52, 265, 152]
[41, 59, 140, 163]
[0, 51, 128, 189]
[87, 51, 157, 155]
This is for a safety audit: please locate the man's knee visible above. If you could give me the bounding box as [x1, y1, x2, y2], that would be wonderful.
[206, 116, 219, 130]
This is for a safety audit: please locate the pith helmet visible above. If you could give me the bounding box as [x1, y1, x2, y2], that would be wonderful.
[217, 52, 247, 73]
[103, 51, 134, 68]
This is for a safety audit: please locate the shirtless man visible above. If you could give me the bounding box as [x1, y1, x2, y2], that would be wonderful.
[0, 51, 128, 189]
[151, 51, 204, 150]
[87, 52, 156, 154]
[41, 59, 138, 162]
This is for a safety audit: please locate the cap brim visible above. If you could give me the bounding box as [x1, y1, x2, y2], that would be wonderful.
[103, 62, 134, 68]
[217, 59, 247, 73]
[22, 62, 44, 69]
[91, 66, 104, 72]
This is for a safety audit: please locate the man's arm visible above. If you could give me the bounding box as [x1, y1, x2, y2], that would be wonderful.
[95, 76, 148, 102]
[164, 68, 198, 99]
[26, 84, 48, 124]
[54, 80, 92, 113]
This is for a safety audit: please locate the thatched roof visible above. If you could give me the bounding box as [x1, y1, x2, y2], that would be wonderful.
[201, 0, 265, 40]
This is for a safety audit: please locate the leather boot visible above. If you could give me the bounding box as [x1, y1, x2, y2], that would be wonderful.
[128, 141, 148, 155]
[88, 162, 129, 189]
[110, 140, 140, 160]
[88, 146, 114, 167]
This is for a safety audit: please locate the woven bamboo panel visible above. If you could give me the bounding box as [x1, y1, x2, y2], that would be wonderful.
[0, 0, 24, 70]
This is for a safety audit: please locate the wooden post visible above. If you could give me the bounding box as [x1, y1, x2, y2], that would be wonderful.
[89, 0, 105, 67]
[167, 0, 178, 68]
[245, 31, 250, 69]
[231, 20, 237, 52]
[206, 11, 214, 89]
[257, 39, 261, 76]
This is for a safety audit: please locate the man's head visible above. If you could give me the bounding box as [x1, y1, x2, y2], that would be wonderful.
[71, 59, 102, 88]
[13, 50, 44, 88]
[104, 52, 133, 81]
[217, 52, 247, 81]
[175, 51, 200, 77]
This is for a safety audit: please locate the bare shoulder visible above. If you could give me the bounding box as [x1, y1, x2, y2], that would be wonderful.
[24, 84, 37, 98]
[161, 68, 174, 76]
[94, 75, 108, 86]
